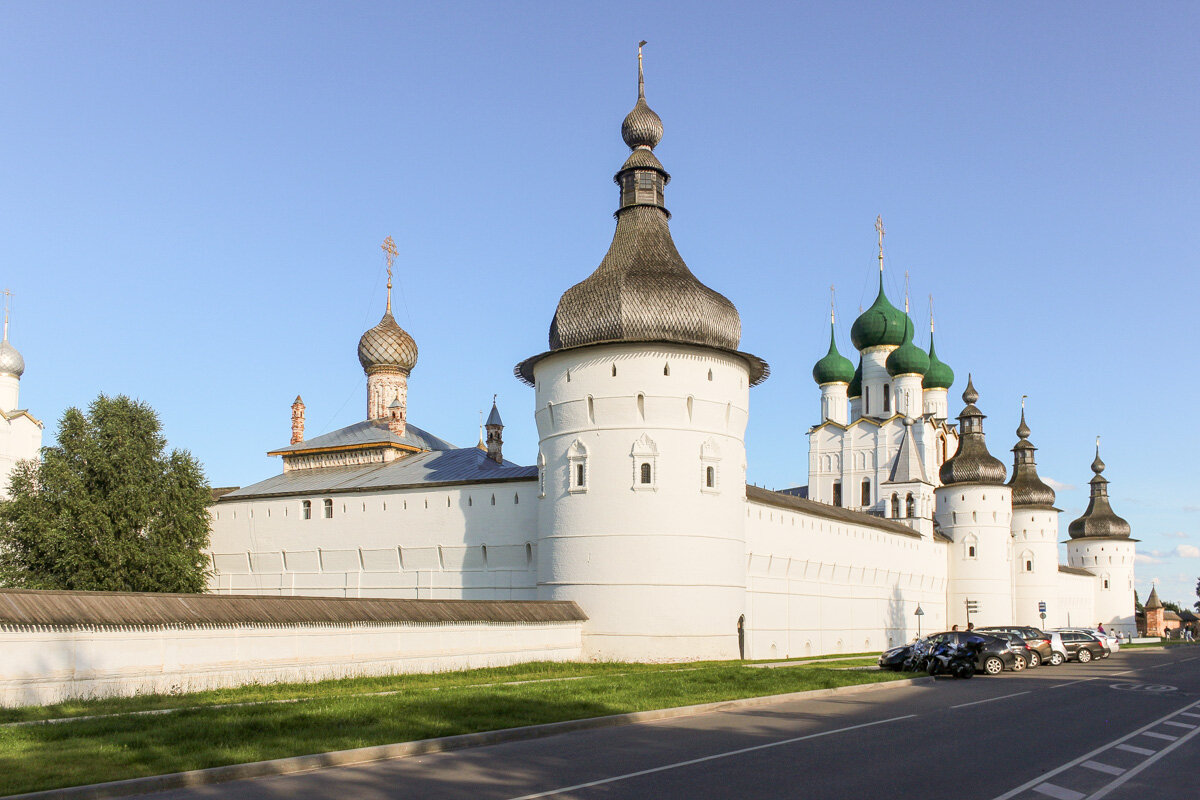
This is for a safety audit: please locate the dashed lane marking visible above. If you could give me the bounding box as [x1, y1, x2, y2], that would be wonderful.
[989, 698, 1200, 800]
[1080, 760, 1125, 776]
[1163, 720, 1197, 729]
[1032, 783, 1084, 800]
[503, 714, 917, 800]
[950, 691, 1030, 709]
[1048, 678, 1099, 689]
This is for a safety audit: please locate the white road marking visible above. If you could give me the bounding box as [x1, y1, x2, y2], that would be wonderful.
[503, 714, 917, 800]
[1109, 669, 1135, 675]
[1176, 656, 1198, 664]
[1163, 720, 1196, 729]
[1049, 678, 1099, 689]
[1180, 711, 1200, 719]
[990, 698, 1200, 800]
[1081, 760, 1125, 776]
[951, 691, 1030, 709]
[1032, 783, 1084, 800]
[1088, 711, 1200, 799]
[1142, 731, 1178, 741]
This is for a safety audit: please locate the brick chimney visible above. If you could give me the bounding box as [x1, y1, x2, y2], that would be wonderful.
[290, 395, 305, 445]
[485, 396, 503, 464]
[387, 398, 406, 438]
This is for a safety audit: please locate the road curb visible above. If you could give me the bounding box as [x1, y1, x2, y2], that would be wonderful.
[7, 676, 931, 800]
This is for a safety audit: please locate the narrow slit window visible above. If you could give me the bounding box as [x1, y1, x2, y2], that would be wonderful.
[706, 466, 715, 488]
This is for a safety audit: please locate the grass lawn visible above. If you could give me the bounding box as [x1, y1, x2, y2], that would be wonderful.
[0, 658, 909, 794]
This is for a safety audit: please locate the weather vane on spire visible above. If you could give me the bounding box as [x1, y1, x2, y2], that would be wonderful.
[1022, 394, 1027, 410]
[638, 40, 648, 98]
[875, 215, 885, 272]
[381, 236, 398, 314]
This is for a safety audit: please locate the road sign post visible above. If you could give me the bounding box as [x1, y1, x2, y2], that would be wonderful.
[914, 604, 925, 638]
[965, 598, 979, 627]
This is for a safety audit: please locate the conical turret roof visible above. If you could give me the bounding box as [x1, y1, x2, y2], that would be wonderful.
[939, 376, 1007, 486]
[1008, 408, 1057, 508]
[1145, 586, 1163, 610]
[1068, 442, 1132, 539]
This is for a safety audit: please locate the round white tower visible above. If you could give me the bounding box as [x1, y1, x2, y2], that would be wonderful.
[1067, 441, 1137, 636]
[934, 377, 1013, 628]
[1008, 405, 1063, 628]
[516, 45, 768, 661]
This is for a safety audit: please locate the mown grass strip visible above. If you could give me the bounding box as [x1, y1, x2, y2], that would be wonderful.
[0, 661, 907, 795]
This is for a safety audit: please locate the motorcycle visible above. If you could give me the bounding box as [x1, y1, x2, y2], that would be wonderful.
[926, 638, 981, 679]
[902, 637, 933, 673]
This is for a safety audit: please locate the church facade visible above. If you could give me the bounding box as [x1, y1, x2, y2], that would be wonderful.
[0, 310, 41, 502]
[207, 52, 1137, 661]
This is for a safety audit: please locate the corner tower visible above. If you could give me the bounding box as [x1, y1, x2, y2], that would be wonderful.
[1067, 440, 1137, 635]
[516, 44, 768, 660]
[934, 377, 1012, 627]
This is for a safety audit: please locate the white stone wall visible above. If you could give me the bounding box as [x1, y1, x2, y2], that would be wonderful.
[1055, 571, 1100, 631]
[936, 484, 1014, 627]
[533, 343, 750, 662]
[0, 408, 41, 501]
[819, 382, 848, 425]
[0, 620, 583, 707]
[892, 374, 923, 420]
[1068, 538, 1137, 635]
[207, 481, 538, 599]
[859, 346, 895, 418]
[744, 499, 949, 658]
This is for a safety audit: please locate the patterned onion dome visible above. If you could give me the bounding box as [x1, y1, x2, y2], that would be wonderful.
[848, 358, 863, 398]
[812, 324, 855, 385]
[885, 317, 929, 377]
[1008, 409, 1056, 508]
[1067, 444, 1132, 539]
[0, 336, 24, 378]
[850, 275, 909, 351]
[357, 311, 418, 374]
[939, 376, 1007, 486]
[923, 332, 954, 389]
[621, 95, 663, 150]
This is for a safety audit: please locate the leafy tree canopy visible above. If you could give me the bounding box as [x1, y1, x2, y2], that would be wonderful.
[1161, 599, 1187, 615]
[1195, 577, 1200, 613]
[0, 394, 211, 592]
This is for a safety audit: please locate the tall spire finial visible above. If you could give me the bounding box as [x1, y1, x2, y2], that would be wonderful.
[1, 288, 12, 341]
[638, 40, 647, 99]
[381, 236, 398, 314]
[875, 215, 885, 273]
[929, 294, 935, 333]
[903, 270, 910, 313]
[830, 285, 836, 324]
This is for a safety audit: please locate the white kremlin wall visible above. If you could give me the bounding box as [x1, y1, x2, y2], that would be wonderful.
[208, 482, 538, 599]
[744, 496, 948, 659]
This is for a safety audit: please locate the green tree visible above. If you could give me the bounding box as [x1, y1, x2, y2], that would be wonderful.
[1195, 578, 1200, 613]
[0, 394, 211, 592]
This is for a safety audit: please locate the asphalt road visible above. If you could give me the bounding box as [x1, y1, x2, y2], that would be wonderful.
[145, 647, 1200, 800]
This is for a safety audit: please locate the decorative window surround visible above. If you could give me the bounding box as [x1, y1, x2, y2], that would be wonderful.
[568, 439, 589, 494]
[631, 433, 658, 492]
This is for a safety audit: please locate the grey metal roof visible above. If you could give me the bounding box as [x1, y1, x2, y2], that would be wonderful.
[0, 589, 586, 629]
[886, 421, 931, 485]
[272, 419, 456, 455]
[1058, 565, 1095, 578]
[486, 402, 503, 427]
[224, 445, 536, 500]
[746, 485, 921, 539]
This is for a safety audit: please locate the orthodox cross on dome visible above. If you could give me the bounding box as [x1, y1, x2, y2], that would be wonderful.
[830, 285, 836, 324]
[638, 40, 648, 98]
[381, 235, 398, 314]
[904, 271, 911, 313]
[875, 215, 885, 273]
[2, 288, 11, 339]
[929, 294, 935, 333]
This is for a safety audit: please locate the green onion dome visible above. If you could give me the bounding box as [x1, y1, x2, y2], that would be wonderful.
[923, 332, 954, 390]
[812, 324, 855, 385]
[848, 358, 863, 398]
[850, 274, 909, 351]
[885, 317, 929, 377]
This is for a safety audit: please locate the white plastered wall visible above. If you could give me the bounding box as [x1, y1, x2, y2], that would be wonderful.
[1068, 538, 1137, 635]
[207, 481, 538, 599]
[0, 620, 583, 707]
[936, 485, 1014, 627]
[1011, 507, 1064, 628]
[744, 499, 949, 658]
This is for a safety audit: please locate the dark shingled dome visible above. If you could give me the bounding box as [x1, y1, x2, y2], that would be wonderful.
[1008, 409, 1057, 508]
[1068, 445, 1132, 539]
[358, 311, 418, 375]
[939, 377, 1007, 486]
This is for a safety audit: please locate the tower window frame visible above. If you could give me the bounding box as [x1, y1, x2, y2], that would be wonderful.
[631, 432, 659, 492]
[568, 439, 589, 494]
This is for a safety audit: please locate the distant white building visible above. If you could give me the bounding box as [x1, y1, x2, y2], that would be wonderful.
[0, 308, 42, 500]
[208, 50, 1136, 660]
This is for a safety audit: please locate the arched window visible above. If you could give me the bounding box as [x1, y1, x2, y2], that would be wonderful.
[1020, 550, 1034, 573]
[861, 479, 871, 506]
[611, 363, 617, 376]
[323, 498, 333, 519]
[663, 363, 670, 376]
[891, 493, 901, 518]
[576, 463, 585, 487]
[969, 545, 976, 558]
[905, 493, 916, 518]
[832, 481, 842, 507]
[631, 433, 658, 491]
[640, 462, 652, 484]
[706, 466, 715, 488]
[883, 385, 891, 414]
[964, 534, 978, 560]
[302, 500, 311, 520]
[569, 439, 589, 493]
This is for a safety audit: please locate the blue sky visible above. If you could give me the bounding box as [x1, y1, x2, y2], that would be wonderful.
[3, 2, 1197, 609]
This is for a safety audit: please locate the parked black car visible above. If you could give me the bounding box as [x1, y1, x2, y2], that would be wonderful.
[878, 643, 913, 671]
[1055, 630, 1107, 663]
[976, 626, 1052, 667]
[983, 631, 1038, 670]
